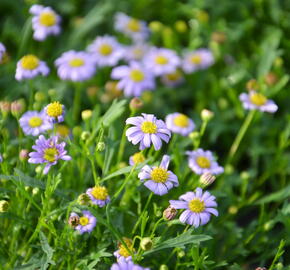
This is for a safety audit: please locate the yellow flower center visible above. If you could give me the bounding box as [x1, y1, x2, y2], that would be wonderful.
[190, 55, 202, 64]
[155, 55, 168, 65]
[188, 198, 205, 213]
[21, 55, 39, 70]
[28, 116, 43, 127]
[91, 186, 108, 200]
[196, 156, 211, 168]
[79, 216, 89, 226]
[119, 239, 134, 257]
[39, 12, 56, 27]
[46, 101, 63, 117]
[132, 152, 145, 164]
[249, 92, 267, 106]
[43, 147, 59, 163]
[69, 58, 84, 67]
[130, 69, 145, 82]
[173, 114, 189, 128]
[127, 19, 141, 32]
[141, 121, 157, 134]
[166, 71, 181, 81]
[98, 44, 113, 56]
[151, 167, 169, 183]
[56, 125, 70, 137]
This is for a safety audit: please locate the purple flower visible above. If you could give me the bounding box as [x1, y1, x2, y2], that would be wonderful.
[126, 113, 171, 150]
[0, 43, 6, 62]
[239, 91, 278, 113]
[124, 43, 150, 62]
[111, 257, 150, 270]
[28, 135, 71, 174]
[129, 152, 145, 166]
[111, 62, 155, 97]
[186, 149, 224, 175]
[161, 69, 184, 87]
[86, 186, 110, 207]
[169, 187, 218, 227]
[15, 55, 50, 81]
[55, 50, 97, 82]
[19, 111, 53, 136]
[0, 154, 3, 163]
[44, 101, 65, 123]
[114, 238, 135, 262]
[70, 211, 97, 234]
[165, 113, 195, 136]
[144, 48, 180, 76]
[138, 155, 179, 196]
[29, 5, 61, 41]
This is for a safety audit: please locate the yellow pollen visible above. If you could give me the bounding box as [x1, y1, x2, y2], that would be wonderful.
[188, 199, 205, 213]
[130, 69, 145, 82]
[173, 114, 189, 128]
[39, 12, 56, 27]
[98, 44, 113, 56]
[250, 92, 267, 106]
[191, 55, 202, 64]
[91, 186, 108, 200]
[79, 216, 89, 226]
[151, 167, 169, 183]
[141, 121, 157, 134]
[46, 101, 63, 117]
[127, 19, 141, 32]
[28, 116, 43, 127]
[21, 55, 39, 70]
[166, 71, 181, 81]
[155, 55, 168, 65]
[69, 58, 84, 67]
[196, 156, 211, 168]
[43, 147, 59, 163]
[132, 152, 145, 165]
[118, 238, 134, 257]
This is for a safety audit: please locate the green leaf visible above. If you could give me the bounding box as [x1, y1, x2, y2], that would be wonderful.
[101, 99, 127, 128]
[39, 232, 55, 270]
[256, 185, 290, 204]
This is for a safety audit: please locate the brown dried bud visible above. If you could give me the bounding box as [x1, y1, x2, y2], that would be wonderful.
[163, 206, 177, 221]
[265, 72, 278, 86]
[87, 86, 99, 98]
[129, 97, 143, 111]
[0, 101, 10, 114]
[68, 215, 80, 227]
[19, 149, 29, 161]
[211, 31, 227, 43]
[246, 79, 259, 91]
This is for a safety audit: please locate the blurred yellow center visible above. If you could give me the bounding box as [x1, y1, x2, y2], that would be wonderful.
[188, 199, 205, 213]
[46, 101, 62, 117]
[91, 186, 108, 200]
[79, 216, 89, 226]
[28, 116, 43, 127]
[166, 71, 181, 81]
[173, 114, 189, 127]
[119, 239, 134, 257]
[141, 121, 157, 134]
[155, 55, 168, 65]
[21, 55, 39, 70]
[39, 12, 56, 27]
[130, 69, 144, 82]
[250, 93, 267, 106]
[191, 55, 202, 64]
[127, 19, 141, 32]
[151, 167, 169, 183]
[196, 156, 211, 168]
[98, 44, 113, 56]
[56, 124, 70, 137]
[132, 152, 145, 164]
[69, 58, 84, 67]
[43, 147, 58, 162]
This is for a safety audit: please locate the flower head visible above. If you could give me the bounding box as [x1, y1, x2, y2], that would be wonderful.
[165, 113, 195, 136]
[86, 186, 110, 207]
[0, 42, 6, 62]
[29, 5, 61, 41]
[111, 257, 150, 270]
[169, 187, 218, 227]
[114, 238, 135, 262]
[126, 113, 171, 150]
[28, 135, 71, 174]
[44, 101, 65, 123]
[16, 54, 50, 81]
[124, 43, 150, 62]
[129, 152, 145, 166]
[70, 211, 97, 234]
[186, 149, 224, 175]
[138, 155, 178, 195]
[161, 69, 184, 87]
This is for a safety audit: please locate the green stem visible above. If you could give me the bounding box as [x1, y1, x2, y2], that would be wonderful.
[73, 83, 82, 124]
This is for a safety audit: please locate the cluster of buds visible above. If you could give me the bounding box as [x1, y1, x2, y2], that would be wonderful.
[0, 99, 25, 117]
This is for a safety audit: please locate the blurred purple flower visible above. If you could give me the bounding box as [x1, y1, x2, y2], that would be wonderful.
[111, 257, 150, 270]
[165, 112, 195, 136]
[70, 211, 97, 234]
[182, 49, 214, 73]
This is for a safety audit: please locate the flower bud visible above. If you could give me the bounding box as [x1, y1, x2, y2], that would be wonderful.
[32, 187, 40, 195]
[149, 21, 163, 32]
[0, 200, 9, 212]
[228, 205, 238, 215]
[72, 126, 82, 138]
[81, 110, 92, 121]
[35, 166, 43, 174]
[200, 172, 216, 187]
[19, 149, 29, 161]
[140, 237, 153, 251]
[177, 250, 185, 258]
[246, 79, 259, 91]
[35, 92, 46, 102]
[189, 131, 200, 140]
[0, 101, 10, 115]
[211, 31, 227, 44]
[129, 97, 143, 111]
[48, 89, 56, 97]
[77, 193, 91, 205]
[81, 131, 90, 141]
[11, 99, 25, 116]
[174, 20, 187, 33]
[276, 263, 283, 270]
[265, 72, 278, 86]
[163, 206, 177, 221]
[159, 265, 169, 270]
[56, 125, 70, 138]
[68, 215, 80, 227]
[87, 86, 99, 98]
[25, 186, 30, 192]
[201, 109, 214, 122]
[96, 142, 105, 152]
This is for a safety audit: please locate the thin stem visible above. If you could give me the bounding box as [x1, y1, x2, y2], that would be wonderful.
[89, 157, 99, 186]
[73, 83, 82, 124]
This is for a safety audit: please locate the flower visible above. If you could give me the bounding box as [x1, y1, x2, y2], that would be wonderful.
[161, 69, 184, 87]
[55, 50, 96, 82]
[124, 43, 149, 62]
[0, 42, 6, 62]
[138, 155, 178, 195]
[19, 111, 53, 136]
[199, 172, 216, 187]
[28, 135, 71, 174]
[126, 113, 171, 150]
[186, 149, 224, 175]
[165, 113, 195, 136]
[15, 55, 50, 81]
[111, 62, 155, 97]
[169, 187, 218, 227]
[111, 257, 150, 270]
[29, 5, 61, 41]
[86, 186, 110, 207]
[114, 238, 135, 262]
[87, 35, 124, 67]
[182, 49, 214, 73]
[239, 91, 278, 113]
[70, 211, 97, 234]
[44, 101, 65, 123]
[163, 206, 177, 221]
[129, 152, 145, 166]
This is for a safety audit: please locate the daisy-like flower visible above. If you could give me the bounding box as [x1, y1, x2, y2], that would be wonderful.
[87, 35, 124, 67]
[114, 238, 135, 262]
[129, 152, 145, 166]
[70, 211, 97, 234]
[55, 50, 96, 82]
[165, 113, 195, 136]
[0, 43, 6, 62]
[169, 187, 218, 227]
[182, 49, 214, 74]
[114, 12, 149, 41]
[126, 113, 171, 150]
[138, 155, 178, 196]
[124, 43, 149, 62]
[239, 91, 278, 113]
[161, 69, 184, 87]
[44, 101, 65, 123]
[28, 135, 71, 174]
[111, 257, 150, 270]
[29, 5, 61, 41]
[15, 55, 50, 81]
[144, 48, 180, 76]
[19, 111, 53, 136]
[86, 186, 110, 207]
[111, 62, 155, 97]
[186, 148, 224, 175]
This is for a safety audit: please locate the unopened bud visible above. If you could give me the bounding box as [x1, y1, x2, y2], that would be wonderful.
[35, 92, 46, 102]
[177, 250, 185, 258]
[72, 126, 82, 138]
[228, 206, 238, 215]
[77, 193, 91, 205]
[189, 131, 200, 140]
[0, 200, 9, 212]
[174, 20, 187, 33]
[265, 72, 278, 86]
[149, 21, 163, 32]
[159, 265, 169, 270]
[87, 86, 99, 98]
[211, 31, 227, 43]
[35, 166, 43, 174]
[246, 79, 259, 91]
[240, 171, 250, 180]
[140, 237, 153, 251]
[48, 89, 56, 97]
[129, 97, 143, 111]
[0, 101, 10, 114]
[200, 172, 216, 187]
[68, 215, 80, 227]
[276, 263, 283, 270]
[81, 131, 90, 141]
[201, 109, 214, 122]
[32, 187, 40, 195]
[96, 142, 105, 152]
[163, 206, 177, 221]
[11, 99, 25, 116]
[81, 110, 92, 121]
[19, 149, 29, 161]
